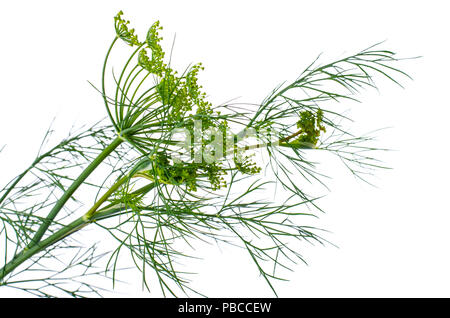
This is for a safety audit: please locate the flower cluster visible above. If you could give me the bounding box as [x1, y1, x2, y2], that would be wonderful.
[113, 12, 261, 192]
[234, 153, 262, 175]
[136, 152, 227, 191]
[137, 21, 212, 123]
[294, 109, 326, 147]
[114, 11, 140, 46]
[138, 21, 166, 76]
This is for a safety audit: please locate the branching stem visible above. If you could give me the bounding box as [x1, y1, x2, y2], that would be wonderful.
[28, 136, 123, 247]
[0, 204, 126, 282]
[0, 136, 124, 282]
[83, 174, 129, 220]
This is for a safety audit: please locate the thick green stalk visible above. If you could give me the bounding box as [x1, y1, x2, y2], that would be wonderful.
[0, 205, 124, 282]
[28, 136, 123, 248]
[0, 179, 156, 283]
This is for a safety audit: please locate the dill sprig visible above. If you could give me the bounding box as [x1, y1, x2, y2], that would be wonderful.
[0, 11, 413, 297]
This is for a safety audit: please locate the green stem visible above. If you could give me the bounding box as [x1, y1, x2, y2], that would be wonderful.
[224, 130, 312, 157]
[0, 180, 156, 283]
[28, 136, 123, 248]
[0, 205, 124, 283]
[83, 174, 129, 220]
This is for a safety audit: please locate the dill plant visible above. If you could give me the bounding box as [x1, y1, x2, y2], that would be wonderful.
[0, 11, 412, 297]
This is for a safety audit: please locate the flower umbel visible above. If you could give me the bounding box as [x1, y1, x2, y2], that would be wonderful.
[114, 10, 140, 46]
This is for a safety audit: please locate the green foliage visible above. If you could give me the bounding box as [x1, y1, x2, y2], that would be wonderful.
[0, 11, 413, 297]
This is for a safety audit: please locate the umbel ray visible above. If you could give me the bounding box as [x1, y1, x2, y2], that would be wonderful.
[0, 11, 413, 297]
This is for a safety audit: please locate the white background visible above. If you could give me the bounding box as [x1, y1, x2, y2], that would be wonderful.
[0, 0, 449, 297]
